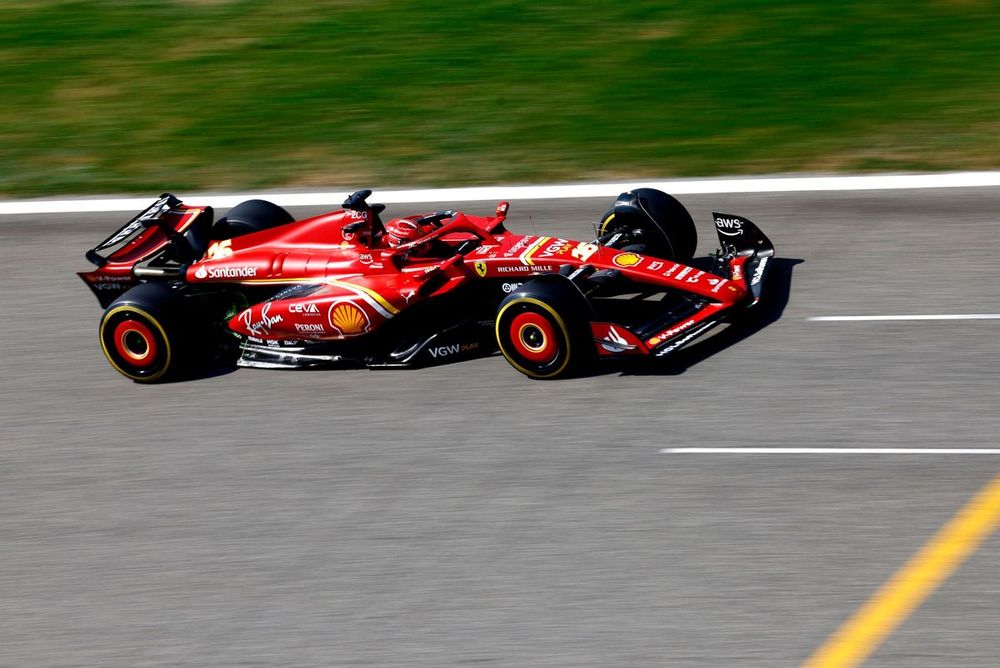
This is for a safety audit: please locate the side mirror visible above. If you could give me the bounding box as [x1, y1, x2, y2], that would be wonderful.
[343, 189, 373, 211]
[342, 221, 367, 234]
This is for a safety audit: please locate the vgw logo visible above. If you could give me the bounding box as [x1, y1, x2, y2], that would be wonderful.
[429, 342, 480, 359]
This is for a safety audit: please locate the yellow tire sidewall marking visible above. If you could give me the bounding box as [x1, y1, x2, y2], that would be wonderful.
[599, 212, 615, 238]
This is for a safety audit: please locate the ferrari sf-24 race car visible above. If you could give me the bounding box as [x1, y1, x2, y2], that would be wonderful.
[79, 188, 774, 382]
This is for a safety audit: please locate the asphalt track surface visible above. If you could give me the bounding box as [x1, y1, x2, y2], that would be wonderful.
[3, 188, 999, 667]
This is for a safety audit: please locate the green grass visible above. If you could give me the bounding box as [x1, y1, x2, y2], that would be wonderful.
[2, 0, 999, 196]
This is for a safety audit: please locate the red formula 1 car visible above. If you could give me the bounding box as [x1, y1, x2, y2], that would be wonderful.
[79, 188, 774, 382]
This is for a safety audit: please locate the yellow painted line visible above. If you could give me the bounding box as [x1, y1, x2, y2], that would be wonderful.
[802, 471, 1000, 668]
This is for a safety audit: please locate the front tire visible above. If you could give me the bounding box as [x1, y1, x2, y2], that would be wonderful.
[599, 188, 697, 263]
[495, 277, 592, 379]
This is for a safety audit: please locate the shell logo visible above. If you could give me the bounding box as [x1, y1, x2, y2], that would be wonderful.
[328, 301, 370, 336]
[612, 252, 642, 268]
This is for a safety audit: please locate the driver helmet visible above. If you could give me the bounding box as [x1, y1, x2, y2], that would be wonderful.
[385, 217, 433, 249]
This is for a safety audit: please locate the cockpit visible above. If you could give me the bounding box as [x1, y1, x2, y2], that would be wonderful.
[338, 189, 508, 262]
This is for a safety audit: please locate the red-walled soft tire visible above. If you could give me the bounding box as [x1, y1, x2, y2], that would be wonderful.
[495, 277, 592, 380]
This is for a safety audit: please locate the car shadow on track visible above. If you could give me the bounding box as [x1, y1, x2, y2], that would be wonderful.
[612, 257, 803, 378]
[162, 346, 242, 383]
[172, 365, 240, 383]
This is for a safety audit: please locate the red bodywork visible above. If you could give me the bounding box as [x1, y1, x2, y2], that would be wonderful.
[81, 193, 772, 365]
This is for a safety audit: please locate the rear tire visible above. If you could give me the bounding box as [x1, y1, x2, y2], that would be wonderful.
[211, 199, 294, 240]
[599, 188, 697, 263]
[495, 277, 592, 379]
[99, 284, 201, 383]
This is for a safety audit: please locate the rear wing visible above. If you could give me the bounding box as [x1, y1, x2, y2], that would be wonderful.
[80, 194, 212, 307]
[85, 194, 183, 267]
[713, 212, 775, 305]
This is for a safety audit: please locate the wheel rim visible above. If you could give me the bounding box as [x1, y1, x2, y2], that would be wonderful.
[100, 306, 171, 381]
[113, 319, 158, 367]
[510, 312, 558, 364]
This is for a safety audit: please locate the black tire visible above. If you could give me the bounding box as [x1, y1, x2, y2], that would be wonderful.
[211, 199, 294, 240]
[99, 283, 201, 383]
[598, 188, 697, 263]
[495, 276, 592, 379]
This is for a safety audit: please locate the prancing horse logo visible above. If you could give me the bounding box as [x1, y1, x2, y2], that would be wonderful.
[474, 260, 488, 277]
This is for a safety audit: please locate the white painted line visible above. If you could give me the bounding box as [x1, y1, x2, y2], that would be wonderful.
[4, 170, 1000, 215]
[661, 447, 1000, 455]
[808, 314, 1000, 322]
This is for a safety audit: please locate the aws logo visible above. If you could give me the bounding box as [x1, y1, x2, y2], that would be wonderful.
[715, 217, 744, 237]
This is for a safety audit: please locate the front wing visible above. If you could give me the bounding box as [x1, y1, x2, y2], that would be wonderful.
[590, 212, 775, 359]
